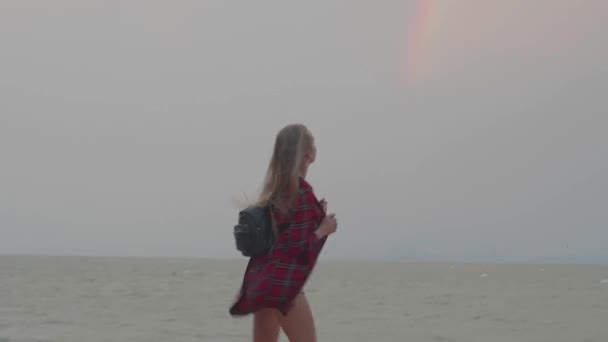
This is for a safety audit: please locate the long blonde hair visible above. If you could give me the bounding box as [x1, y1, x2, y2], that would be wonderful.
[256, 124, 313, 207]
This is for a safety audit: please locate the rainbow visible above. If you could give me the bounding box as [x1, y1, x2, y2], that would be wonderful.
[401, 0, 435, 83]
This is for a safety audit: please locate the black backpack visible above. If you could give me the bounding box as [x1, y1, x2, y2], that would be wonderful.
[233, 205, 276, 257]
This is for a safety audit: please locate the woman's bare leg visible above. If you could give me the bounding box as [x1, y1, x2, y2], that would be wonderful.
[253, 308, 281, 342]
[279, 293, 317, 342]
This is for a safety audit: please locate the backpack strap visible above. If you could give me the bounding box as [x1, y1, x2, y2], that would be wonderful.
[268, 203, 278, 238]
[269, 201, 292, 235]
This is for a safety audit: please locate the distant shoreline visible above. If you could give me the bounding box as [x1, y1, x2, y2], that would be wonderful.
[1, 253, 606, 266]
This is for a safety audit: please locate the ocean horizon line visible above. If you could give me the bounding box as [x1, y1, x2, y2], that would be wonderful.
[1, 253, 607, 266]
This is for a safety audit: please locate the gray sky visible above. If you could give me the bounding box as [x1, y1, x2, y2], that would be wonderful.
[1, 0, 607, 263]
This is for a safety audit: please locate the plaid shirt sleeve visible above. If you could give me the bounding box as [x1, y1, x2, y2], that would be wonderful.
[277, 182, 326, 258]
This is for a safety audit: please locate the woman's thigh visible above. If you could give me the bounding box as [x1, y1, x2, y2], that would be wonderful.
[253, 308, 281, 342]
[279, 293, 317, 342]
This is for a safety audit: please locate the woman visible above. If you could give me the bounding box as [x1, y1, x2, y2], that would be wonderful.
[229, 124, 338, 342]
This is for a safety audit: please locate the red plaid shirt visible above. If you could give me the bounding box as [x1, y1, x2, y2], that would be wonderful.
[229, 178, 327, 316]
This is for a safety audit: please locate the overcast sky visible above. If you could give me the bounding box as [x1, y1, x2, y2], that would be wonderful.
[1, 0, 606, 263]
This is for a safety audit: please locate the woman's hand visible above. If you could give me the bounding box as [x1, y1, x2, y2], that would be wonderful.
[315, 213, 337, 239]
[319, 198, 327, 213]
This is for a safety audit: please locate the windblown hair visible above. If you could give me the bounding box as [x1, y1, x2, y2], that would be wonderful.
[256, 124, 313, 207]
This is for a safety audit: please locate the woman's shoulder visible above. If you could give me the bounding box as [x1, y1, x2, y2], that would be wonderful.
[297, 178, 321, 206]
[298, 177, 314, 192]
[270, 179, 311, 213]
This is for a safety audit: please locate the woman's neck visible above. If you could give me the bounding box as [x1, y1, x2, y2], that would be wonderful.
[299, 163, 309, 179]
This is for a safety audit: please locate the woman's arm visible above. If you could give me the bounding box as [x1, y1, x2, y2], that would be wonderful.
[278, 186, 327, 257]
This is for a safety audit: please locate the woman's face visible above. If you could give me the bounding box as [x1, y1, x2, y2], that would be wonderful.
[307, 134, 317, 165]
